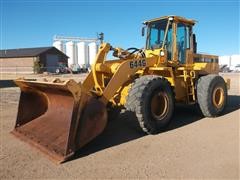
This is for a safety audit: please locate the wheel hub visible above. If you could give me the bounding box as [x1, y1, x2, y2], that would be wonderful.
[151, 92, 168, 120]
[212, 87, 224, 109]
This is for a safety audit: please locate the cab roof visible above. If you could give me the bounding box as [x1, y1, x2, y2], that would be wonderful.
[144, 15, 196, 25]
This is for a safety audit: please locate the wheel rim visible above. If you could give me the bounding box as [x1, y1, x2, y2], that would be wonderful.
[151, 92, 168, 120]
[212, 87, 225, 109]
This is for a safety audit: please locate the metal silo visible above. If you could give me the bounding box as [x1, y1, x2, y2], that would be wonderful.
[77, 42, 88, 69]
[88, 42, 98, 65]
[66, 41, 76, 66]
[53, 41, 65, 53]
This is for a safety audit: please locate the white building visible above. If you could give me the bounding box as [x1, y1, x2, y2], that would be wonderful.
[219, 55, 240, 69]
[53, 39, 98, 69]
[77, 42, 89, 68]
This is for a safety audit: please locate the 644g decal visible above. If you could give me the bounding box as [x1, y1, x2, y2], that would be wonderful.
[129, 59, 146, 69]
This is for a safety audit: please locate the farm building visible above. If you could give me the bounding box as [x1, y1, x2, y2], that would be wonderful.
[219, 55, 240, 67]
[0, 47, 68, 73]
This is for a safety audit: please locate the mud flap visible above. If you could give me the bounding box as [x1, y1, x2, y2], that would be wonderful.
[12, 78, 107, 163]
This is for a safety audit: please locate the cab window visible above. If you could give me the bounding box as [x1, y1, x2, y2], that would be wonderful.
[147, 20, 173, 60]
[147, 20, 167, 49]
[177, 23, 190, 63]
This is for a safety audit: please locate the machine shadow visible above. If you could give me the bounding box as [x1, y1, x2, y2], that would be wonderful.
[69, 95, 240, 162]
[165, 95, 240, 131]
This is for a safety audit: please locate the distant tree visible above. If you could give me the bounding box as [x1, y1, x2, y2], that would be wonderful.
[33, 59, 43, 74]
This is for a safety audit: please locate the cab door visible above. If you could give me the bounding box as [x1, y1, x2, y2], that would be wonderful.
[176, 23, 192, 64]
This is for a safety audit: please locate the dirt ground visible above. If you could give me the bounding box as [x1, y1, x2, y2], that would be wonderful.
[0, 73, 239, 179]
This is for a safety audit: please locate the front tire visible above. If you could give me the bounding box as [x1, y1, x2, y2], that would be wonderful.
[125, 75, 174, 134]
[197, 74, 227, 117]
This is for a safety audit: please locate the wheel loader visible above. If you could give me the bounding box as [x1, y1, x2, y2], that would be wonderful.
[12, 15, 230, 163]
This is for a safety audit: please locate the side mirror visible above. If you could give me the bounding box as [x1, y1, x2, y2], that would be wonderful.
[193, 34, 197, 53]
[141, 26, 145, 36]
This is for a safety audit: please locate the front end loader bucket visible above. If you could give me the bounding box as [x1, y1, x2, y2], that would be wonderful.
[12, 78, 107, 163]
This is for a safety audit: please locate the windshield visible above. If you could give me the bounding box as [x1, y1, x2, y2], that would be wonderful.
[146, 20, 168, 49]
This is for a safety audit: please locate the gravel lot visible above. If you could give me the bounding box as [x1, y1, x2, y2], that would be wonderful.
[0, 73, 239, 179]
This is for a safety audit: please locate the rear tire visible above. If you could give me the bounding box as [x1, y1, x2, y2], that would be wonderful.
[197, 74, 227, 117]
[125, 75, 174, 134]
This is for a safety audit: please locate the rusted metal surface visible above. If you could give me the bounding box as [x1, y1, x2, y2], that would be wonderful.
[12, 79, 107, 163]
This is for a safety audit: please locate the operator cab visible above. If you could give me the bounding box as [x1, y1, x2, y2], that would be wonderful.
[143, 15, 197, 65]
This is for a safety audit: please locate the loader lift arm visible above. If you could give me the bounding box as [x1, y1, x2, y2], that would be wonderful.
[83, 43, 159, 105]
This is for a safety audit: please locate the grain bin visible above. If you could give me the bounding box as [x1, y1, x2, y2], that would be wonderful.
[53, 41, 65, 53]
[77, 42, 88, 69]
[66, 41, 76, 66]
[88, 42, 98, 66]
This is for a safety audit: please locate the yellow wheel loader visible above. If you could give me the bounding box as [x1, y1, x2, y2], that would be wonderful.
[12, 15, 230, 163]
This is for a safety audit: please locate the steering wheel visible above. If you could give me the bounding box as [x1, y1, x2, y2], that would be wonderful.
[126, 47, 140, 54]
[126, 47, 146, 58]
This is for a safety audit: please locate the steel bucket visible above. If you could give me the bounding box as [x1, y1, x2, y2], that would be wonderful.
[12, 78, 107, 163]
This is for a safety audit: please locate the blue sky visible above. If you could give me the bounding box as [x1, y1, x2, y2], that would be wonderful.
[0, 0, 239, 56]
